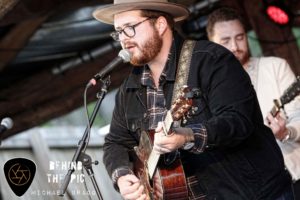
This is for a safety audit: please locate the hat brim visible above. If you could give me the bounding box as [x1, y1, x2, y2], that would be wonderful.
[93, 2, 189, 25]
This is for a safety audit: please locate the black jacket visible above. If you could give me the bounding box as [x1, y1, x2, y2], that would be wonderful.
[103, 35, 291, 199]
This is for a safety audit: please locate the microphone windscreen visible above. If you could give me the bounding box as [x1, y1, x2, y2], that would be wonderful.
[1, 117, 13, 129]
[118, 49, 131, 63]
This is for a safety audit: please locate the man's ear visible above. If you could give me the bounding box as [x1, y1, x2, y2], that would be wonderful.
[155, 16, 168, 35]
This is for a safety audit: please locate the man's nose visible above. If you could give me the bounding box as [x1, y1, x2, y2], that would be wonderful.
[230, 40, 238, 52]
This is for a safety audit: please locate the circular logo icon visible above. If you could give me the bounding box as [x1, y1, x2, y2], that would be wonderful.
[8, 163, 31, 186]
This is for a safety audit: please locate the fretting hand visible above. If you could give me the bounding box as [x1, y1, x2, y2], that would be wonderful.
[266, 112, 289, 141]
[153, 122, 194, 154]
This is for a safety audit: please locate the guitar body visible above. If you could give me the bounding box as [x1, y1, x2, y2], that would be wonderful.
[133, 130, 188, 200]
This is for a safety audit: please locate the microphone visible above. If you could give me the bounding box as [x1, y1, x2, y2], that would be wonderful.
[88, 49, 131, 86]
[0, 117, 13, 134]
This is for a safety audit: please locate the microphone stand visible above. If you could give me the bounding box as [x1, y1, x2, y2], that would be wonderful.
[79, 152, 101, 198]
[59, 77, 111, 200]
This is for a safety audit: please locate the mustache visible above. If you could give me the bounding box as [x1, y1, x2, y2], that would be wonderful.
[124, 42, 138, 49]
[233, 49, 242, 53]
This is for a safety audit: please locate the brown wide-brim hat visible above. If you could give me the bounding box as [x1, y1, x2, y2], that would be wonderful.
[93, 0, 190, 25]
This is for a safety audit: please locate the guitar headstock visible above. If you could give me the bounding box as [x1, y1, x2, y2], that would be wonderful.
[171, 85, 193, 121]
[280, 76, 300, 106]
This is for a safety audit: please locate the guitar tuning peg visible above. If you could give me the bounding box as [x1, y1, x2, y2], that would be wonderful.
[191, 106, 199, 114]
[92, 160, 99, 165]
[182, 116, 188, 124]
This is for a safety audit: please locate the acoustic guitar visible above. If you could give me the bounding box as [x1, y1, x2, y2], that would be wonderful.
[133, 86, 193, 200]
[270, 76, 300, 117]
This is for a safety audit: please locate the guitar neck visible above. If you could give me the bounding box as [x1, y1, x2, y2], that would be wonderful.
[147, 110, 174, 179]
[162, 110, 173, 135]
[147, 151, 160, 179]
[270, 77, 300, 117]
[145, 90, 193, 180]
[270, 99, 282, 117]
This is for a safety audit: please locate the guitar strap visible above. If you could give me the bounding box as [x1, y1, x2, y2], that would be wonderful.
[164, 40, 196, 165]
[171, 40, 196, 103]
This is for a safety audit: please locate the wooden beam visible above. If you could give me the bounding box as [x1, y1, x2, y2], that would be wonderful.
[29, 131, 74, 199]
[0, 0, 111, 26]
[0, 52, 131, 140]
[0, 15, 49, 71]
[0, 0, 19, 19]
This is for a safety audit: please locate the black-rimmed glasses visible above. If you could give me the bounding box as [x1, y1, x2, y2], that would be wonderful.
[110, 18, 154, 41]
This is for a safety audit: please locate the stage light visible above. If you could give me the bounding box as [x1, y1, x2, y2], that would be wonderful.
[264, 0, 291, 25]
[266, 5, 289, 24]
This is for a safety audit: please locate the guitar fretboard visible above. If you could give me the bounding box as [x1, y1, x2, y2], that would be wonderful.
[147, 110, 173, 179]
[270, 99, 282, 117]
[270, 77, 300, 117]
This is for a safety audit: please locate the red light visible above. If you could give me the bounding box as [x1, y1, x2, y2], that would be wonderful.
[266, 5, 289, 24]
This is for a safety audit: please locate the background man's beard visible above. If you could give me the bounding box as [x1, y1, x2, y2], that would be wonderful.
[234, 50, 249, 66]
[239, 51, 250, 66]
[131, 29, 162, 66]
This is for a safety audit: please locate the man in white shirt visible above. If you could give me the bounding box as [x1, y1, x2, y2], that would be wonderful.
[207, 7, 300, 199]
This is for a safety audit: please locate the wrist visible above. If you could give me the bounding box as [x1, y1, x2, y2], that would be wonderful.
[112, 167, 133, 185]
[182, 129, 195, 150]
[184, 129, 194, 143]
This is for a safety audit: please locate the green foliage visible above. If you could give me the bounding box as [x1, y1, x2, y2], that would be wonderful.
[247, 30, 263, 57]
[41, 101, 107, 127]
